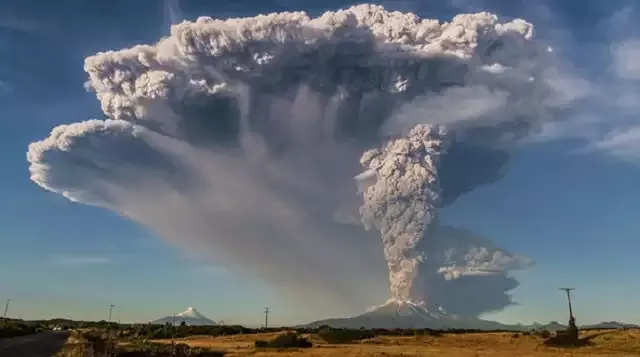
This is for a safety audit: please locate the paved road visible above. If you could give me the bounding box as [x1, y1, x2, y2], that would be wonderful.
[0, 331, 69, 357]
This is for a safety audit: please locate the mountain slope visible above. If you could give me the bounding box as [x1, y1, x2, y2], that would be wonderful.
[305, 300, 518, 330]
[151, 307, 216, 326]
[306, 302, 640, 331]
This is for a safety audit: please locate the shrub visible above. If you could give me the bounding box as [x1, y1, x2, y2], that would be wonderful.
[82, 330, 117, 354]
[255, 332, 313, 349]
[317, 328, 376, 344]
[0, 322, 39, 339]
[254, 340, 268, 348]
[98, 341, 225, 357]
[425, 329, 444, 337]
[536, 330, 551, 339]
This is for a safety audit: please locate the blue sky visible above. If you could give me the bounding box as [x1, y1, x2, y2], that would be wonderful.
[1, 0, 639, 326]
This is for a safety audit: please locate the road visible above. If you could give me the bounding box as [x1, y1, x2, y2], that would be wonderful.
[0, 331, 69, 357]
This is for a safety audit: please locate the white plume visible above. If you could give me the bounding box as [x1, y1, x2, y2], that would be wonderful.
[358, 124, 447, 303]
[25, 4, 575, 317]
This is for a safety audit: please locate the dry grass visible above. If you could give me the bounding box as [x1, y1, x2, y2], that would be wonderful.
[54, 330, 93, 357]
[151, 329, 640, 357]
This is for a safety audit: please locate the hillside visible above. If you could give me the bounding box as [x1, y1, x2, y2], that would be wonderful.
[306, 300, 521, 330]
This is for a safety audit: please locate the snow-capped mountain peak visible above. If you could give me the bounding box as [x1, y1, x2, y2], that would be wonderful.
[151, 307, 216, 326]
[178, 307, 205, 319]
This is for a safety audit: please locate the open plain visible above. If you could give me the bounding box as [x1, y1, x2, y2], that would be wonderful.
[152, 330, 640, 357]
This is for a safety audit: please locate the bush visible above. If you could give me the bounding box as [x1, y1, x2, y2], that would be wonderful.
[317, 328, 376, 344]
[0, 321, 39, 339]
[255, 332, 313, 349]
[536, 330, 551, 339]
[82, 330, 117, 354]
[81, 332, 225, 357]
[254, 340, 268, 348]
[118, 343, 225, 357]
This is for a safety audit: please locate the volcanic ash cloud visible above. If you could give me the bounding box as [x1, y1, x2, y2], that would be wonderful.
[358, 124, 448, 304]
[25, 4, 566, 316]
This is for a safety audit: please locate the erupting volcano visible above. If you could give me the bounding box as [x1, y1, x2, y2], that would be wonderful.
[27, 4, 572, 320]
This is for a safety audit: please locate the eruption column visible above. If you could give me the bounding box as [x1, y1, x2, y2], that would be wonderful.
[359, 124, 449, 304]
[25, 4, 545, 315]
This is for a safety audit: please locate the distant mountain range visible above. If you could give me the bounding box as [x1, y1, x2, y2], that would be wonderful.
[305, 300, 638, 331]
[582, 321, 639, 329]
[148, 304, 637, 330]
[151, 307, 216, 326]
[526, 321, 639, 331]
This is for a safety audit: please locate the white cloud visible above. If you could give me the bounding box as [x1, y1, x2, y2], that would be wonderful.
[611, 38, 640, 80]
[193, 264, 228, 276]
[542, 67, 595, 108]
[51, 255, 112, 265]
[591, 126, 640, 161]
[0, 16, 48, 33]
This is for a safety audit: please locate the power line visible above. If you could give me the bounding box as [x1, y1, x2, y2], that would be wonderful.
[264, 307, 270, 328]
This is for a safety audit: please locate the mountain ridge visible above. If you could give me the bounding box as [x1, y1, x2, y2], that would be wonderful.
[304, 301, 638, 331]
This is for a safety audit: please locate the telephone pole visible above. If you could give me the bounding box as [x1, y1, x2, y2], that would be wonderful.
[559, 287, 578, 341]
[559, 288, 575, 325]
[393, 303, 399, 328]
[264, 307, 270, 328]
[108, 304, 115, 323]
[3, 299, 11, 318]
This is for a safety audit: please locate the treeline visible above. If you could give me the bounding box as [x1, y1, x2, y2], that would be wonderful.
[0, 319, 42, 339]
[109, 323, 262, 340]
[104, 321, 528, 343]
[110, 323, 502, 340]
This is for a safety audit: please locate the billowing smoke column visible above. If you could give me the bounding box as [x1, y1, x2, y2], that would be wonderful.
[27, 5, 560, 316]
[359, 124, 448, 304]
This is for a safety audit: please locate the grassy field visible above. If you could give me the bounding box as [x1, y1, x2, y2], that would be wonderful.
[152, 329, 640, 357]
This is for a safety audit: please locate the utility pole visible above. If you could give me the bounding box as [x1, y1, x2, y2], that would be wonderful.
[393, 303, 399, 328]
[3, 299, 11, 318]
[108, 304, 115, 323]
[171, 312, 177, 341]
[559, 288, 575, 326]
[559, 287, 578, 341]
[264, 307, 270, 329]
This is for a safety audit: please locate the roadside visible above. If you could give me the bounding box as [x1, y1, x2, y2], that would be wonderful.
[53, 329, 225, 356]
[0, 331, 69, 357]
[54, 330, 91, 357]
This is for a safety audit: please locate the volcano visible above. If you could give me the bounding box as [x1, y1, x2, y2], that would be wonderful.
[151, 307, 216, 326]
[305, 300, 516, 330]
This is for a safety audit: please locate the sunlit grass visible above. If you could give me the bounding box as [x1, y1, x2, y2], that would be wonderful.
[149, 329, 640, 357]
